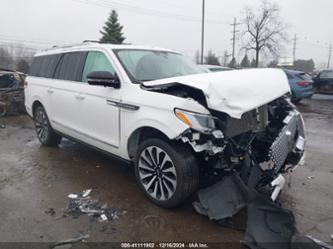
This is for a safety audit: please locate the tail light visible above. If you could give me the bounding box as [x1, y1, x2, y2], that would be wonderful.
[23, 80, 28, 88]
[297, 81, 309, 87]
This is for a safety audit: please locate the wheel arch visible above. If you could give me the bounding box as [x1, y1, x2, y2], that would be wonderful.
[127, 126, 175, 160]
[32, 100, 43, 116]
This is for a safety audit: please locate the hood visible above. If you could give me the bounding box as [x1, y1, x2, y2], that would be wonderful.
[144, 68, 290, 119]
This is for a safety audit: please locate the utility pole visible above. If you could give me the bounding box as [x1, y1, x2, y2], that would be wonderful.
[230, 17, 240, 63]
[293, 34, 297, 63]
[200, 0, 205, 64]
[328, 44, 332, 69]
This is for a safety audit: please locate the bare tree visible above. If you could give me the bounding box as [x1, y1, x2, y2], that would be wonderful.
[242, 0, 287, 67]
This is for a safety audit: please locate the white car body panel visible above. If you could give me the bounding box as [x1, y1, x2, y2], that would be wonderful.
[144, 68, 290, 119]
[25, 44, 289, 161]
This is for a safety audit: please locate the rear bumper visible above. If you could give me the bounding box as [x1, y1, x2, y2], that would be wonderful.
[294, 88, 314, 99]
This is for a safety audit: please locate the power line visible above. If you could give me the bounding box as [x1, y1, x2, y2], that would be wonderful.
[70, 0, 229, 25]
[152, 0, 234, 19]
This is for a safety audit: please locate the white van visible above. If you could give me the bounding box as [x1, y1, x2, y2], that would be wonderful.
[25, 42, 305, 207]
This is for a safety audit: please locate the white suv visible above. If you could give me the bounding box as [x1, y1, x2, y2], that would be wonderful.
[25, 43, 305, 208]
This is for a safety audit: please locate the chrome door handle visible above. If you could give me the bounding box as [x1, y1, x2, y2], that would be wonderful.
[75, 95, 85, 100]
[47, 89, 54, 94]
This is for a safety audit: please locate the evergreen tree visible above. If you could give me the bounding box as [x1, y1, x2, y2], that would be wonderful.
[16, 59, 30, 74]
[250, 58, 257, 68]
[205, 50, 220, 66]
[228, 58, 237, 68]
[100, 10, 125, 44]
[267, 60, 278, 68]
[240, 54, 250, 68]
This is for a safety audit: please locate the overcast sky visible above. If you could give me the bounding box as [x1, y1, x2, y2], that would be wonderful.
[1, 0, 332, 67]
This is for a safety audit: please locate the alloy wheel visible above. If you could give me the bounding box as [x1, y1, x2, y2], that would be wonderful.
[34, 108, 49, 143]
[138, 146, 177, 201]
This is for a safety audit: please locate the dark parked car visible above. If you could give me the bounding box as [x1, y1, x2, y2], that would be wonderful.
[283, 69, 313, 103]
[199, 64, 232, 73]
[313, 69, 333, 94]
[0, 69, 25, 89]
[0, 69, 26, 116]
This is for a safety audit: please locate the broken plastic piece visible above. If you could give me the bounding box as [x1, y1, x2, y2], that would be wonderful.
[68, 194, 78, 199]
[50, 234, 89, 249]
[82, 189, 92, 197]
[271, 174, 286, 201]
[193, 175, 246, 220]
[291, 234, 333, 249]
[244, 189, 296, 249]
[100, 214, 108, 221]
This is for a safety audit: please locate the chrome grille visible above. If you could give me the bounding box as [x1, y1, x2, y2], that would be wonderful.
[269, 111, 303, 172]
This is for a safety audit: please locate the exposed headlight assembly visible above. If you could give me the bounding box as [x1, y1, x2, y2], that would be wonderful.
[175, 108, 216, 133]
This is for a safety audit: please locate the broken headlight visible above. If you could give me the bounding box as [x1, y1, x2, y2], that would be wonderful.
[175, 108, 216, 133]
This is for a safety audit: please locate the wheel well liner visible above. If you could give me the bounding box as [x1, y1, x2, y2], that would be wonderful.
[32, 100, 43, 115]
[127, 127, 170, 160]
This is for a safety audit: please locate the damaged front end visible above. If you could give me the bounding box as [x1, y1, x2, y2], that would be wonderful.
[179, 98, 306, 248]
[177, 97, 305, 201]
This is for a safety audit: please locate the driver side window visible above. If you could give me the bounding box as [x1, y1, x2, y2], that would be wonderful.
[82, 51, 116, 83]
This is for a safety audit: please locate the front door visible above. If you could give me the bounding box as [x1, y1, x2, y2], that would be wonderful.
[76, 51, 122, 152]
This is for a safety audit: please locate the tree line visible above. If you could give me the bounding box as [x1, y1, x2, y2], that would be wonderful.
[0, 1, 317, 73]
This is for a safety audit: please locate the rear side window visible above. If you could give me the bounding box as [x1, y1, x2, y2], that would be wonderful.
[297, 73, 311, 81]
[81, 51, 115, 82]
[54, 52, 87, 82]
[30, 54, 61, 78]
[0, 73, 20, 88]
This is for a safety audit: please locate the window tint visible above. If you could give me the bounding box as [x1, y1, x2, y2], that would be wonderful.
[297, 73, 312, 81]
[285, 72, 293, 80]
[30, 54, 61, 78]
[320, 70, 333, 79]
[54, 52, 87, 82]
[82, 51, 116, 82]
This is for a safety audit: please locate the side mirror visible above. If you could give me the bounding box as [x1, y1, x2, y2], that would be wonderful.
[87, 71, 120, 88]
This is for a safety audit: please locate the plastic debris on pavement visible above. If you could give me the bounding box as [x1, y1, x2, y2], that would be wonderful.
[193, 173, 332, 249]
[65, 189, 124, 222]
[50, 233, 89, 249]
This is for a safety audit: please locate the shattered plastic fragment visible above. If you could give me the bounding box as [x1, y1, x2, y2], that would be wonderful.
[193, 175, 246, 220]
[244, 189, 296, 249]
[68, 194, 78, 199]
[291, 234, 333, 249]
[100, 214, 108, 221]
[82, 189, 92, 197]
[65, 189, 123, 224]
[50, 234, 89, 249]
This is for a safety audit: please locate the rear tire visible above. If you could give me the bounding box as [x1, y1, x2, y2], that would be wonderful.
[134, 138, 199, 208]
[33, 105, 61, 146]
[291, 93, 301, 104]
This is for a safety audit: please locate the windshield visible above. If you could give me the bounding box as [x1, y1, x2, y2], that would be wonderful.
[114, 49, 204, 82]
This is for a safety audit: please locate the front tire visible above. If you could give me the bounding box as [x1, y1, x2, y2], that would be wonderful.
[33, 105, 61, 146]
[134, 138, 199, 208]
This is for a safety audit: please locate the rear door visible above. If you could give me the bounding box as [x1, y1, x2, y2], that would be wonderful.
[49, 52, 88, 136]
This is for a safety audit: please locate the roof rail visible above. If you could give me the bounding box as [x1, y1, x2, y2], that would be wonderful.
[83, 40, 100, 43]
[43, 41, 133, 52]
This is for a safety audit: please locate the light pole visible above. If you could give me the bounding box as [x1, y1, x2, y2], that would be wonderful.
[201, 0, 205, 64]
